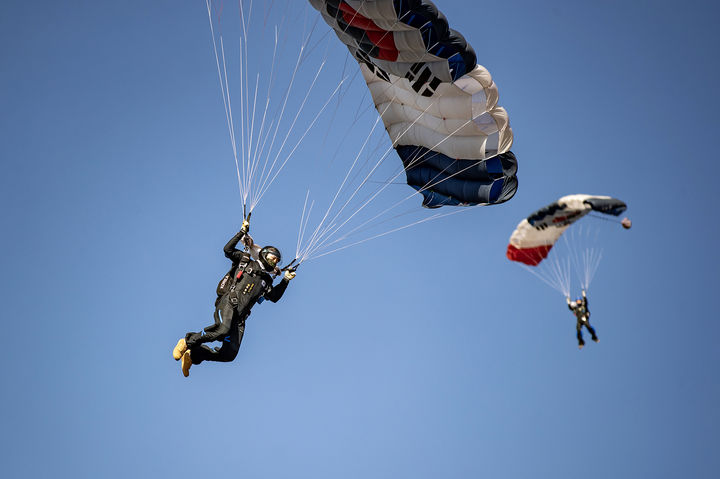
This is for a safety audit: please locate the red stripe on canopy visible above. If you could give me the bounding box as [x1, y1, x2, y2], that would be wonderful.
[339, 2, 399, 61]
[506, 244, 553, 266]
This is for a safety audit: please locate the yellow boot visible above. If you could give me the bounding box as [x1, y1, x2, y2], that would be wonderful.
[172, 338, 187, 360]
[181, 350, 192, 377]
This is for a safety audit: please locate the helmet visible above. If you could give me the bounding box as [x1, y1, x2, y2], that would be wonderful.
[259, 246, 282, 270]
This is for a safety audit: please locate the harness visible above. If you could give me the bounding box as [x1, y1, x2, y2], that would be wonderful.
[574, 306, 590, 322]
[227, 260, 272, 309]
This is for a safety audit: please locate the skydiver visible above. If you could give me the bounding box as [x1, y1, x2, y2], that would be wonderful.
[566, 290, 598, 349]
[171, 219, 296, 377]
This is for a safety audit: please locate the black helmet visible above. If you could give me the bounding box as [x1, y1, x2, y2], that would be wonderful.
[259, 246, 282, 269]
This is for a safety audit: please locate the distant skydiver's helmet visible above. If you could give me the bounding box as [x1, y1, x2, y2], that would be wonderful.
[576, 299, 583, 306]
[259, 246, 282, 270]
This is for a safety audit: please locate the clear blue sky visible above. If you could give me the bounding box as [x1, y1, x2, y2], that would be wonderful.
[1, 1, 719, 477]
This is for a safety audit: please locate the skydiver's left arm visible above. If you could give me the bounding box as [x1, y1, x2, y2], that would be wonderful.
[582, 290, 588, 309]
[264, 278, 290, 303]
[264, 270, 295, 303]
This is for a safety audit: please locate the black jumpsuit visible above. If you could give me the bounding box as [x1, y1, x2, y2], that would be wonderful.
[184, 231, 289, 365]
[568, 295, 597, 346]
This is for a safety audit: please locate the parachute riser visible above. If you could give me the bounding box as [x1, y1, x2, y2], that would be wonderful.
[280, 257, 299, 272]
[242, 211, 252, 252]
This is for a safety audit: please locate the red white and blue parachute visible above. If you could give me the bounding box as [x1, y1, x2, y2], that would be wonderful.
[309, 0, 517, 208]
[507, 195, 628, 267]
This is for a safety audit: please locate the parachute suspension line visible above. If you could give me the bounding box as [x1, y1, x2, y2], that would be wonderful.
[245, 25, 280, 210]
[306, 88, 435, 242]
[318, 204, 426, 253]
[568, 223, 603, 291]
[297, 103, 391, 261]
[306, 75, 407, 244]
[297, 21, 334, 69]
[248, 115, 277, 191]
[304, 206, 473, 262]
[521, 254, 571, 297]
[214, 0, 329, 215]
[244, 84, 268, 198]
[325, 67, 376, 168]
[582, 246, 603, 291]
[563, 226, 579, 293]
[526, 234, 573, 297]
[246, 71, 260, 189]
[296, 190, 315, 260]
[300, 96, 472, 261]
[262, 0, 276, 27]
[244, 71, 261, 200]
[315, 116, 478, 251]
[563, 226, 583, 293]
[586, 224, 604, 289]
[209, 0, 332, 214]
[322, 54, 371, 157]
[302, 121, 395, 257]
[252, 46, 331, 205]
[245, 15, 318, 212]
[552, 253, 572, 297]
[297, 95, 409, 261]
[222, 36, 246, 203]
[206, 0, 244, 205]
[347, 128, 390, 182]
[238, 0, 253, 206]
[251, 72, 347, 211]
[527, 221, 606, 298]
[306, 115, 502, 258]
[252, 26, 310, 196]
[245, 27, 291, 211]
[322, 51, 354, 149]
[301, 88, 504, 261]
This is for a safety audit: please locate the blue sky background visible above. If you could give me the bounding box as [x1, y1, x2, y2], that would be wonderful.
[1, 1, 719, 477]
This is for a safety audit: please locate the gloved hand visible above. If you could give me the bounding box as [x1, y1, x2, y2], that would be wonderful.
[582, 290, 586, 297]
[240, 219, 250, 234]
[566, 296, 571, 304]
[284, 270, 296, 281]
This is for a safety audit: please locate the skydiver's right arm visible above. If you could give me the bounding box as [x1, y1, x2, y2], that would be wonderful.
[224, 231, 249, 262]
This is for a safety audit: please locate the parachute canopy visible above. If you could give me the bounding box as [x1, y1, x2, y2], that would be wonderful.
[309, 0, 517, 208]
[507, 194, 627, 266]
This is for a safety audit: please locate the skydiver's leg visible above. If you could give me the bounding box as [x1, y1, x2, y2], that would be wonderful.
[584, 320, 598, 342]
[207, 294, 225, 328]
[190, 319, 245, 364]
[174, 304, 226, 361]
[185, 298, 235, 348]
[576, 321, 585, 347]
[203, 303, 224, 332]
